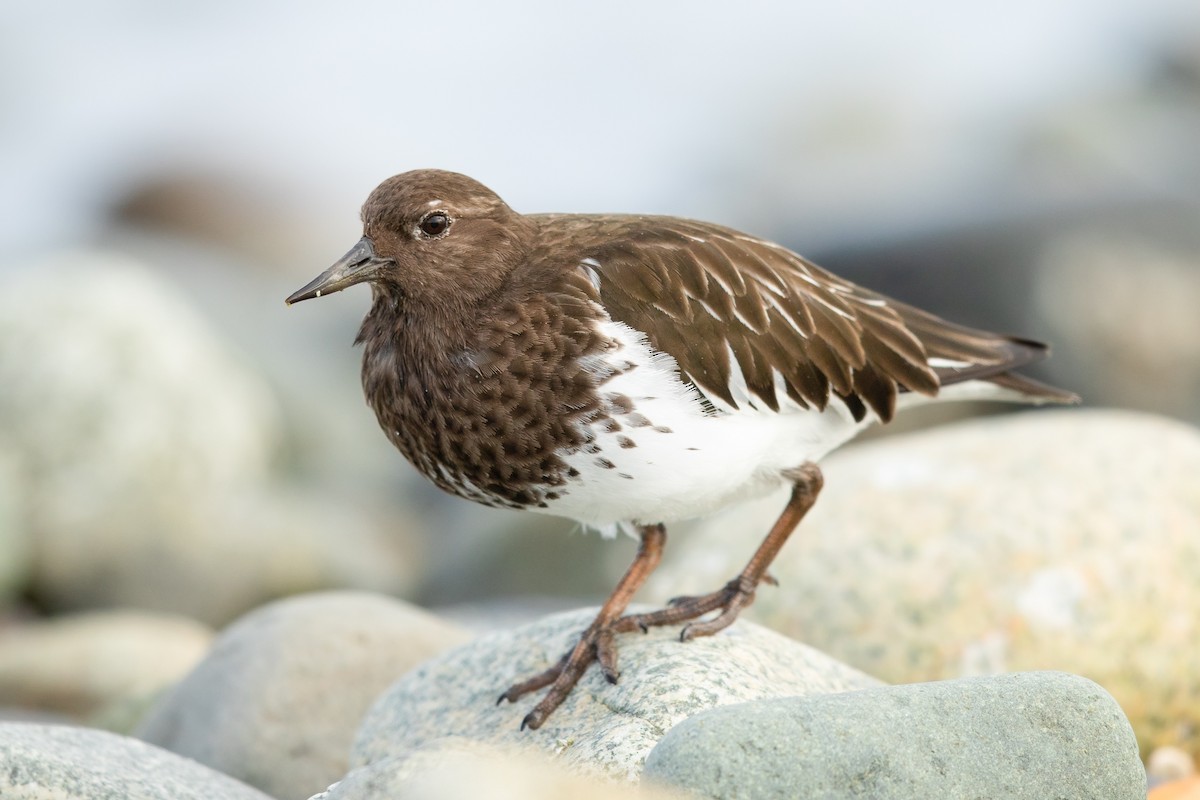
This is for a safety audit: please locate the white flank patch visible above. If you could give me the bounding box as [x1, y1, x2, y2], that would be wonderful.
[905, 379, 1044, 406]
[540, 319, 873, 528]
[533, 316, 1053, 530]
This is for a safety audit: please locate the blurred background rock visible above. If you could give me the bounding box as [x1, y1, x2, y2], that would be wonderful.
[0, 0, 1197, 748]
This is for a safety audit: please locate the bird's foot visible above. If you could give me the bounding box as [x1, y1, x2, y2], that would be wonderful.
[613, 573, 760, 640]
[497, 622, 621, 731]
[496, 576, 756, 731]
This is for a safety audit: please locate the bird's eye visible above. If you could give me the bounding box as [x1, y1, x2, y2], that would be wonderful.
[418, 212, 451, 238]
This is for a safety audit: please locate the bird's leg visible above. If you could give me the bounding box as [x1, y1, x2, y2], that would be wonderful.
[498, 522, 667, 730]
[615, 462, 823, 640]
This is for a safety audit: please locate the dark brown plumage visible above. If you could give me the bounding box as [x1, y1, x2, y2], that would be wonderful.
[287, 169, 1076, 730]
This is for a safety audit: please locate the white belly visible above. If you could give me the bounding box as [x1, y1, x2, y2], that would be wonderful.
[537, 318, 1034, 534]
[540, 320, 873, 530]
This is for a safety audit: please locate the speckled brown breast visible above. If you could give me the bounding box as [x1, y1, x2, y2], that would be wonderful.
[356, 271, 616, 510]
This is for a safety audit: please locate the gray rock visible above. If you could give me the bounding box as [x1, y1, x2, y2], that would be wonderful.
[0, 251, 419, 623]
[351, 607, 880, 782]
[137, 591, 470, 800]
[0, 722, 273, 800]
[0, 610, 212, 720]
[648, 409, 1200, 760]
[644, 671, 1146, 800]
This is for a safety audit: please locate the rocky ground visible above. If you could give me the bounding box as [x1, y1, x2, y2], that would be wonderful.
[1, 249, 1197, 798]
[0, 594, 1152, 799]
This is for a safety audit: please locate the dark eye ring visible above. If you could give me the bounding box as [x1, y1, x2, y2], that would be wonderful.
[418, 212, 451, 238]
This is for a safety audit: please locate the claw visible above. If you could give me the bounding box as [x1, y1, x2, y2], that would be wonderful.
[595, 629, 621, 683]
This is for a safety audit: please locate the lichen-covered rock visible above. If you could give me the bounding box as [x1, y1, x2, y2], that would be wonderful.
[649, 409, 1200, 759]
[137, 592, 470, 800]
[351, 607, 880, 781]
[0, 723, 273, 800]
[0, 251, 418, 622]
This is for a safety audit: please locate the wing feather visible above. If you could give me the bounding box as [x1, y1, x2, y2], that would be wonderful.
[549, 216, 1063, 422]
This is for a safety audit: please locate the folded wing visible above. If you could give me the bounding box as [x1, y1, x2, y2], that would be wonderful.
[576, 217, 1067, 422]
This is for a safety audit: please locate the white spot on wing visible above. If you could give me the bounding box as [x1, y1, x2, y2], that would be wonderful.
[706, 269, 735, 296]
[750, 272, 788, 297]
[732, 306, 765, 334]
[761, 292, 807, 338]
[725, 343, 752, 408]
[580, 258, 602, 292]
[733, 233, 791, 254]
[810, 293, 855, 319]
[695, 298, 723, 321]
[928, 357, 973, 369]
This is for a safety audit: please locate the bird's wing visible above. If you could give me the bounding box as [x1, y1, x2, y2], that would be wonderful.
[574, 217, 1051, 422]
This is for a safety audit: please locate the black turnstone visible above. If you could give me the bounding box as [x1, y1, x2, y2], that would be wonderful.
[286, 169, 1078, 730]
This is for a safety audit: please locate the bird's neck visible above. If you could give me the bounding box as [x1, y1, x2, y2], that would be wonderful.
[357, 286, 477, 363]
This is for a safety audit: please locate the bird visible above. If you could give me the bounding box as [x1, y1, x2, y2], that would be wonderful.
[286, 169, 1077, 730]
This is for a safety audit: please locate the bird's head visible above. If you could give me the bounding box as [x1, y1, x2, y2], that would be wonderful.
[286, 169, 534, 309]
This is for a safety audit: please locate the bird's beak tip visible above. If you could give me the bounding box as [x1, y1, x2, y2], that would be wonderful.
[285, 237, 379, 307]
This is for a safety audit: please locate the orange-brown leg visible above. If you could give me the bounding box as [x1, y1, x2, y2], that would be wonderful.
[498, 522, 666, 730]
[616, 463, 823, 639]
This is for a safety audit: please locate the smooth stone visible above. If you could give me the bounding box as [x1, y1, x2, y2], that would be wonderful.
[648, 409, 1200, 761]
[351, 606, 880, 781]
[311, 741, 690, 800]
[136, 592, 469, 800]
[0, 251, 419, 624]
[644, 671, 1145, 800]
[0, 722, 273, 800]
[0, 610, 212, 720]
